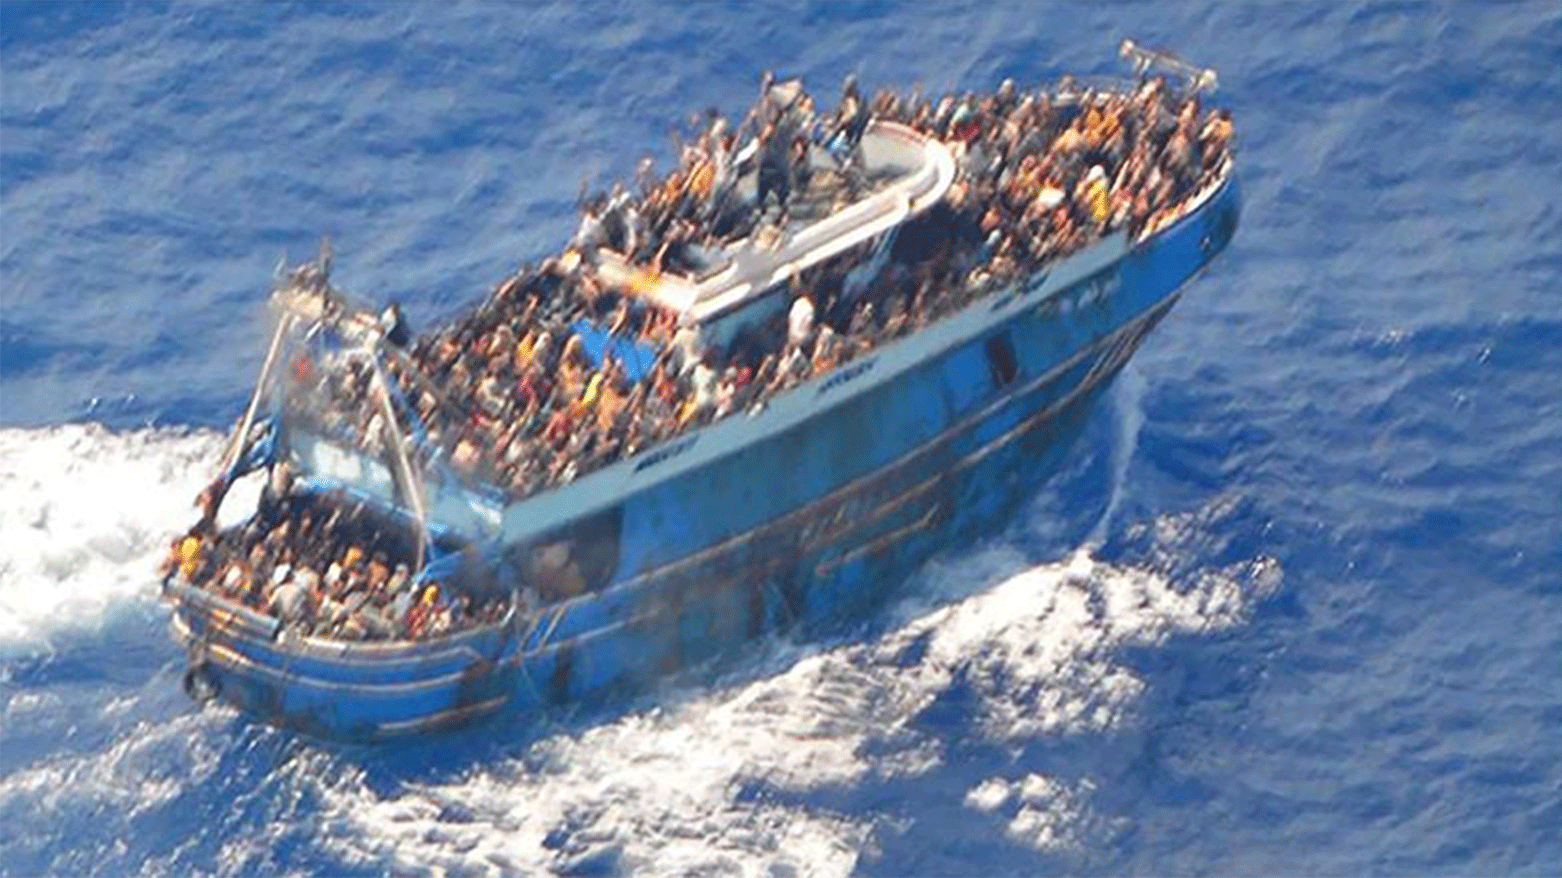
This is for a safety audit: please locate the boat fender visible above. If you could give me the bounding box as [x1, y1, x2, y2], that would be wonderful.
[182, 660, 221, 703]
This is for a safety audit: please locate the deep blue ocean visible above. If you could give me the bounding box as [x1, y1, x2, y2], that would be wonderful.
[2, 2, 1559, 875]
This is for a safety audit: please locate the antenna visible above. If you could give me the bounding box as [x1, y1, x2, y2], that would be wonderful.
[1120, 39, 1219, 94]
[317, 235, 335, 283]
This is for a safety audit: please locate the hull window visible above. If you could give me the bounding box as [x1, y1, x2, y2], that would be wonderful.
[986, 332, 1020, 388]
[509, 504, 624, 601]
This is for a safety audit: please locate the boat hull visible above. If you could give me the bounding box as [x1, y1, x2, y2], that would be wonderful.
[170, 169, 1241, 740]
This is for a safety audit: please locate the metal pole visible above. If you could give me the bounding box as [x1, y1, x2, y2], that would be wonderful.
[222, 313, 295, 479]
[366, 346, 431, 572]
[378, 344, 508, 477]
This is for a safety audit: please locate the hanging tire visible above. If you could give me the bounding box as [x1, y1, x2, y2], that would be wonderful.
[182, 661, 221, 703]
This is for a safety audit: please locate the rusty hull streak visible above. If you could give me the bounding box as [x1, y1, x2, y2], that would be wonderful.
[374, 695, 510, 736]
[803, 296, 1174, 576]
[176, 612, 511, 738]
[816, 502, 945, 577]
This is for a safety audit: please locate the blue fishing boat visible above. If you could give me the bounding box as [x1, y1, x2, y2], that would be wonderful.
[163, 42, 1240, 740]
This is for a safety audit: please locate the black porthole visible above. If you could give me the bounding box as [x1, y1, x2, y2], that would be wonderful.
[985, 332, 1019, 388]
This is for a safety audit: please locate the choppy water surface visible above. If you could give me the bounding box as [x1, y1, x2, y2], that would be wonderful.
[2, 2, 1559, 875]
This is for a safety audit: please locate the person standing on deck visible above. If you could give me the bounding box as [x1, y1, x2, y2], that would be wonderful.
[832, 74, 872, 195]
[703, 118, 736, 226]
[572, 197, 607, 267]
[788, 290, 816, 350]
[755, 75, 806, 224]
[757, 115, 792, 222]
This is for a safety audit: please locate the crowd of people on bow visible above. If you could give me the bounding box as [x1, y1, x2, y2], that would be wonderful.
[177, 72, 1234, 641]
[163, 480, 509, 641]
[367, 72, 1234, 500]
[874, 74, 1233, 253]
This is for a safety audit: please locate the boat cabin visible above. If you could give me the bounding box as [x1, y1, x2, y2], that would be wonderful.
[593, 121, 956, 354]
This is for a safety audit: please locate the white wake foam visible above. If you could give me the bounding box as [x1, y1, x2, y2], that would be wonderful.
[0, 424, 223, 652]
[315, 510, 1280, 875]
[1089, 361, 1147, 546]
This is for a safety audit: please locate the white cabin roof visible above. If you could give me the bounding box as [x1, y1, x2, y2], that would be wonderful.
[595, 121, 956, 324]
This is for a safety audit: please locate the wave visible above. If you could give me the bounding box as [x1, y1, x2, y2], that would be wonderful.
[0, 423, 223, 654]
[1089, 361, 1146, 547]
[312, 510, 1280, 876]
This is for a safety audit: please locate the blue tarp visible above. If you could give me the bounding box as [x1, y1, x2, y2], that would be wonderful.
[571, 319, 660, 383]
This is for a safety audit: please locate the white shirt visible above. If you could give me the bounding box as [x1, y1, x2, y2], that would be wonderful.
[692, 362, 718, 409]
[672, 324, 702, 376]
[788, 296, 815, 347]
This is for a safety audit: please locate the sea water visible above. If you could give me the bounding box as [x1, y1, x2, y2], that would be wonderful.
[2, 2, 1558, 874]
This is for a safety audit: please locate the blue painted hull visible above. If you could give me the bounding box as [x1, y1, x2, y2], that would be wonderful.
[170, 169, 1242, 740]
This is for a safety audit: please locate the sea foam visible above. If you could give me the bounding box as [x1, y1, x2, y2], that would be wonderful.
[314, 512, 1280, 875]
[0, 423, 1278, 876]
[0, 424, 223, 653]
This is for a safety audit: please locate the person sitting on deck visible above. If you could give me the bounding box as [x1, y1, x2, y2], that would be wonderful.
[269, 569, 315, 632]
[404, 584, 444, 639]
[160, 529, 204, 586]
[1200, 108, 1233, 171]
[1079, 165, 1111, 228]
